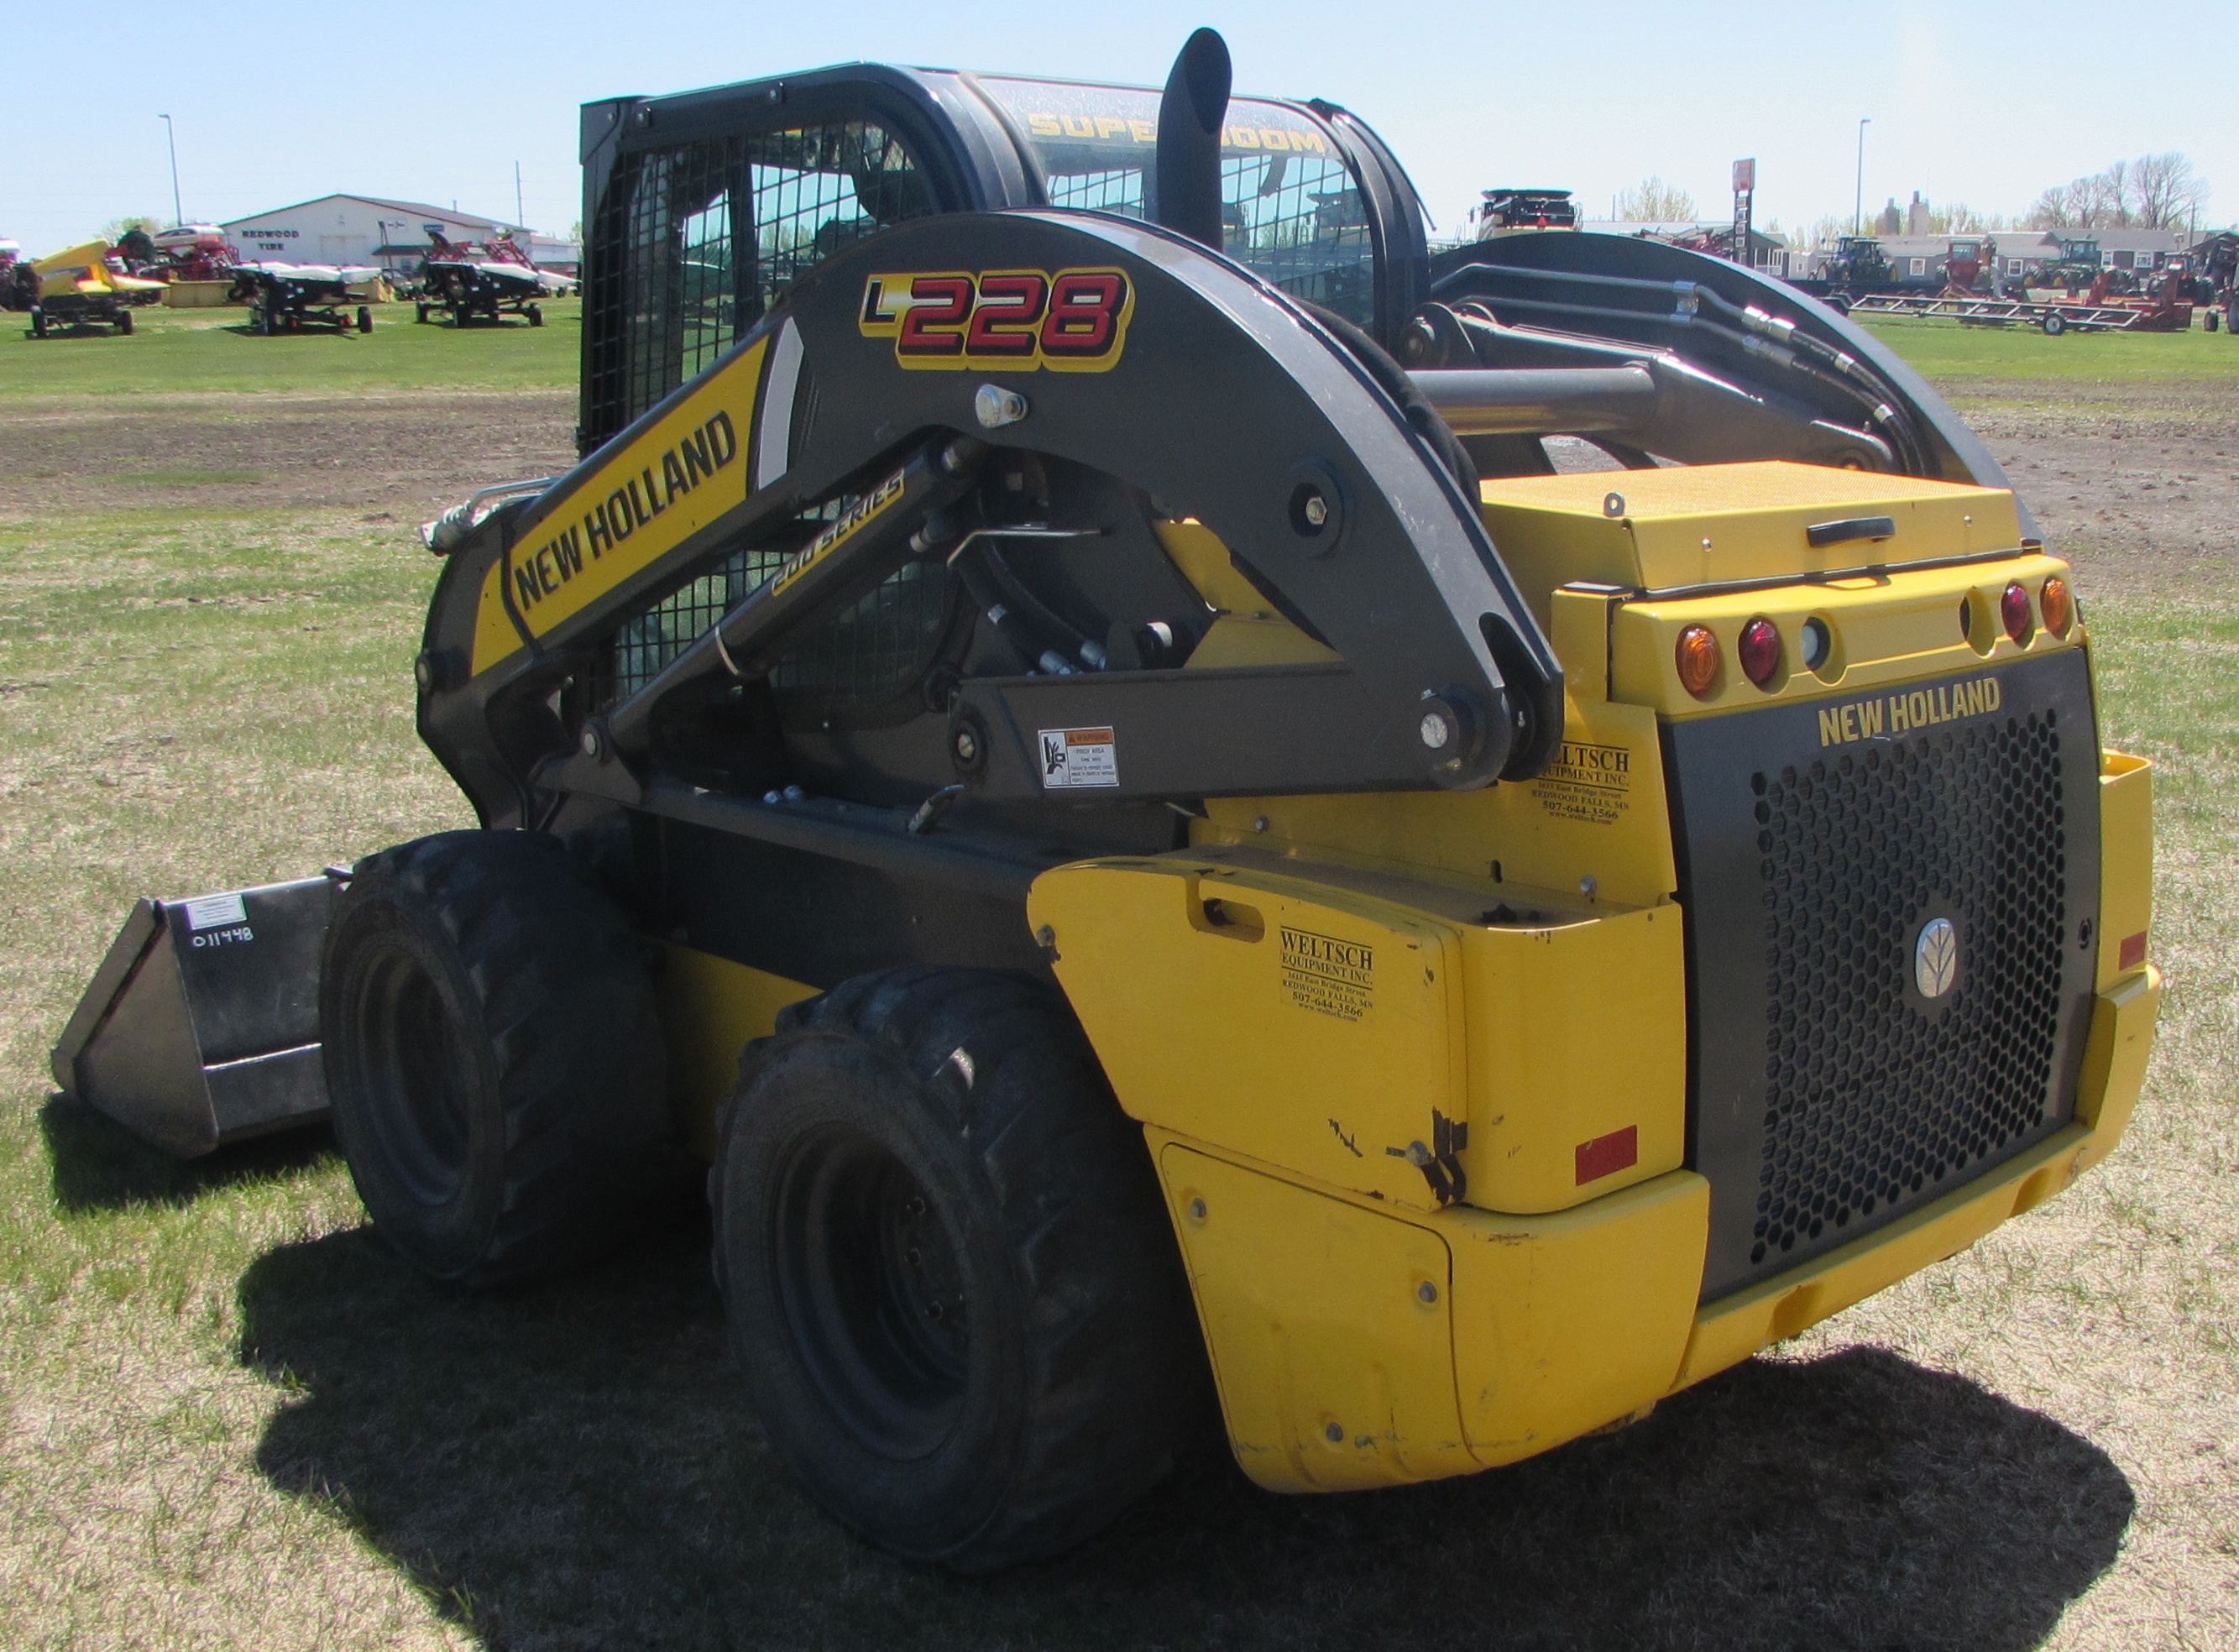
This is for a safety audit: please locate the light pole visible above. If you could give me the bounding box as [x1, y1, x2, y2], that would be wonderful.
[1854, 118, 1870, 236]
[159, 113, 183, 227]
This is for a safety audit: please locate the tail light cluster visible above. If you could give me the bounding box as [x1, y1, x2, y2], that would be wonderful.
[1678, 577, 2073, 703]
[1677, 616, 1784, 699]
[1964, 577, 2074, 649]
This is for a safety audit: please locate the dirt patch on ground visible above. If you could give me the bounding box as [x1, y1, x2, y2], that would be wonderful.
[5, 384, 2227, 601]
[1942, 380, 2239, 600]
[0, 392, 578, 522]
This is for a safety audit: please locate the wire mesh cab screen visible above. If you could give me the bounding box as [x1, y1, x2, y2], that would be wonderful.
[973, 77, 1375, 328]
[587, 119, 934, 438]
[589, 118, 949, 712]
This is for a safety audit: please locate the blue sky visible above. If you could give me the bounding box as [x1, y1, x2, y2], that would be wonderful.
[3, 0, 2228, 253]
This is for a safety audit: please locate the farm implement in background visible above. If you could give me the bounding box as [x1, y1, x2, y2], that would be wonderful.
[1844, 274, 2197, 336]
[416, 227, 568, 327]
[228, 263, 378, 335]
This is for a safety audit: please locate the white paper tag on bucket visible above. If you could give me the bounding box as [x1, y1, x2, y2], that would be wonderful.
[1037, 726, 1119, 789]
[181, 891, 249, 932]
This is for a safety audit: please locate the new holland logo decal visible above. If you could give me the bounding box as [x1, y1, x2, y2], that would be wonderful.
[859, 268, 1134, 371]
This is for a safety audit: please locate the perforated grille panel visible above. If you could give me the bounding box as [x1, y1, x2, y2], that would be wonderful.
[1670, 651, 2101, 1301]
[1750, 714, 2069, 1268]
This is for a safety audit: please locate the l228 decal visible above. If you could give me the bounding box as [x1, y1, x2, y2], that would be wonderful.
[858, 268, 1134, 371]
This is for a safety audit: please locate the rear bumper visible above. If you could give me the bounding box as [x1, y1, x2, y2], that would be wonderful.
[1155, 963, 2160, 1493]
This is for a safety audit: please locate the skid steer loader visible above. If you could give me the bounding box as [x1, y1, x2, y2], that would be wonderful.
[56, 30, 2159, 1571]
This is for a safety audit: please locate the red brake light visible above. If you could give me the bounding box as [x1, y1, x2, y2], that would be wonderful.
[1738, 617, 1782, 688]
[2001, 582, 2033, 644]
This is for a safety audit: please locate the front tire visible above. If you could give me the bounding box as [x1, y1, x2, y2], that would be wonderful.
[714, 968, 1202, 1572]
[322, 830, 672, 1287]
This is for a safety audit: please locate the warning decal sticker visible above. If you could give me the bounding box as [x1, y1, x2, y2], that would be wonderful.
[1280, 926, 1374, 1022]
[1530, 740, 1634, 826]
[1037, 726, 1119, 789]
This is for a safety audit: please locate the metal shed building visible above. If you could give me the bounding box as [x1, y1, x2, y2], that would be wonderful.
[220, 195, 535, 272]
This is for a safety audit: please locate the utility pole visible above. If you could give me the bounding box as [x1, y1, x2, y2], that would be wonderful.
[515, 161, 525, 231]
[159, 113, 183, 227]
[1854, 118, 1870, 235]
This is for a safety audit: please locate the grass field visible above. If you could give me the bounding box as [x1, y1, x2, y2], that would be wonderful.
[3, 306, 2236, 1649]
[1858, 315, 2239, 386]
[0, 297, 580, 395]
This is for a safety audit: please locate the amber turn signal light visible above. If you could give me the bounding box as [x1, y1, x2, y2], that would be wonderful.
[2001, 582, 2033, 644]
[2040, 576, 2074, 638]
[1675, 624, 1721, 698]
[1738, 617, 1782, 688]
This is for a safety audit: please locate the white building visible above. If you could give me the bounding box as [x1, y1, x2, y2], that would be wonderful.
[220, 194, 536, 272]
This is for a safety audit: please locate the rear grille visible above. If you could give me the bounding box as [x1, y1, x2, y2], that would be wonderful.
[1752, 714, 2068, 1268]
[1669, 651, 2102, 1299]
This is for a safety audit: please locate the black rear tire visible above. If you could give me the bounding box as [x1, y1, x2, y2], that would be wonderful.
[528, 302, 543, 327]
[116, 309, 133, 335]
[322, 830, 672, 1288]
[30, 306, 46, 337]
[714, 967, 1203, 1572]
[357, 305, 373, 333]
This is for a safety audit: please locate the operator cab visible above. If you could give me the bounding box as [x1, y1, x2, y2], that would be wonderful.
[576, 65, 1427, 452]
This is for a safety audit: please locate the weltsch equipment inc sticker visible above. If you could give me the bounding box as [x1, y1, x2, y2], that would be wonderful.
[1037, 726, 1118, 788]
[1280, 926, 1374, 1022]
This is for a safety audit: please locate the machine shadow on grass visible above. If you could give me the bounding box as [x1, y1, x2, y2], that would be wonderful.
[39, 1091, 337, 1213]
[237, 1221, 2133, 1652]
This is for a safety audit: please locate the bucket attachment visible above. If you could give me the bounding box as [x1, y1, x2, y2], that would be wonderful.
[50, 876, 339, 1158]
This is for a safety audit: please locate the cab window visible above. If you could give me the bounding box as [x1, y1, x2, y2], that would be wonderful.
[589, 119, 934, 433]
[592, 118, 949, 712]
[975, 77, 1376, 327]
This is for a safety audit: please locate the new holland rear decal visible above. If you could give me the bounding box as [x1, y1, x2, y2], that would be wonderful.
[859, 268, 1134, 371]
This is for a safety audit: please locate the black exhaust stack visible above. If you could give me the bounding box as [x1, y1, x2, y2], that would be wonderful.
[1154, 28, 1232, 252]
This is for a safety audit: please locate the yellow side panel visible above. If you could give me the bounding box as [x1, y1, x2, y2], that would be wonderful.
[2097, 748, 2153, 993]
[1673, 1124, 2092, 1389]
[473, 335, 770, 669]
[1445, 1170, 1708, 1465]
[1200, 691, 1677, 912]
[2071, 965, 2162, 1171]
[1158, 1142, 1478, 1492]
[1457, 906, 1685, 1210]
[656, 944, 817, 1159]
[1030, 859, 1466, 1210]
[1478, 461, 2021, 626]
